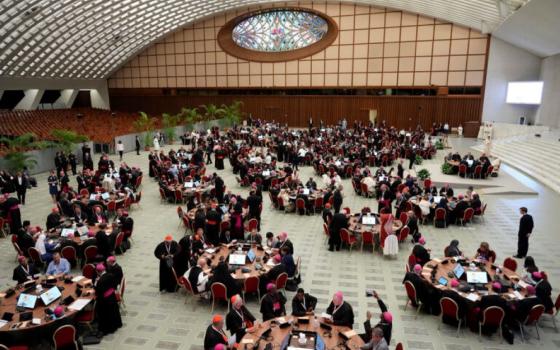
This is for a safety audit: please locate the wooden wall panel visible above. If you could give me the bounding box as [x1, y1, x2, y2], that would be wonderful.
[109, 89, 481, 130]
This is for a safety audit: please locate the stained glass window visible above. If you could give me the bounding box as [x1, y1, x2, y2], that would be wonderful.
[232, 10, 329, 52]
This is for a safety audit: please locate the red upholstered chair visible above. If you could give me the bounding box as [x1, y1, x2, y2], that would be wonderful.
[0, 344, 29, 350]
[177, 206, 184, 226]
[115, 277, 126, 312]
[107, 200, 117, 217]
[458, 208, 474, 226]
[174, 189, 184, 204]
[423, 179, 431, 190]
[398, 212, 409, 227]
[439, 297, 462, 337]
[458, 164, 467, 178]
[114, 231, 125, 254]
[295, 198, 306, 215]
[395, 343, 403, 350]
[403, 281, 423, 318]
[11, 235, 23, 261]
[340, 228, 357, 251]
[323, 223, 330, 244]
[243, 276, 260, 302]
[485, 165, 494, 179]
[246, 218, 258, 232]
[75, 300, 95, 331]
[27, 247, 45, 268]
[479, 306, 505, 340]
[434, 208, 447, 228]
[407, 254, 416, 270]
[503, 257, 517, 272]
[360, 183, 370, 198]
[474, 203, 487, 222]
[543, 293, 560, 331]
[159, 188, 167, 203]
[61, 246, 77, 266]
[211, 282, 229, 312]
[135, 175, 143, 188]
[53, 324, 79, 350]
[132, 191, 142, 209]
[83, 245, 98, 266]
[275, 272, 288, 295]
[313, 197, 323, 213]
[177, 275, 197, 303]
[398, 226, 410, 243]
[277, 196, 285, 211]
[82, 264, 96, 280]
[518, 304, 545, 341]
[472, 165, 482, 179]
[361, 231, 374, 253]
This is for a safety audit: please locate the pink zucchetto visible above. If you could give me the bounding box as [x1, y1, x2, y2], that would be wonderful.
[413, 264, 422, 273]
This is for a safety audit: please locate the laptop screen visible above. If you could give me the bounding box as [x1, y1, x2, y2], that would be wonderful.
[247, 249, 256, 263]
[302, 189, 310, 195]
[40, 286, 62, 306]
[228, 253, 246, 266]
[453, 264, 465, 279]
[466, 271, 488, 284]
[17, 293, 37, 309]
[361, 215, 377, 225]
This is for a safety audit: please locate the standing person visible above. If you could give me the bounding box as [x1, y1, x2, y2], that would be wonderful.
[408, 148, 416, 170]
[13, 172, 28, 205]
[333, 185, 343, 214]
[116, 140, 124, 161]
[308, 117, 313, 132]
[153, 135, 160, 151]
[47, 170, 58, 203]
[81, 142, 91, 165]
[328, 211, 348, 252]
[515, 207, 534, 258]
[94, 263, 123, 336]
[154, 235, 179, 292]
[135, 136, 141, 155]
[204, 315, 228, 350]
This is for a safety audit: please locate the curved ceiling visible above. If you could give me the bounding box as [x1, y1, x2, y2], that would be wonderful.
[0, 0, 529, 80]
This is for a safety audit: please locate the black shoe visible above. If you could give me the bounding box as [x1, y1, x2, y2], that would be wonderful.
[328, 248, 334, 252]
[513, 255, 524, 259]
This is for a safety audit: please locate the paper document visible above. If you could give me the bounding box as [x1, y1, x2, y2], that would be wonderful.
[68, 298, 92, 311]
[72, 276, 85, 283]
[466, 293, 479, 302]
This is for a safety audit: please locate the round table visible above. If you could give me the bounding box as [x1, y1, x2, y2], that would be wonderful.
[202, 244, 274, 281]
[348, 214, 403, 236]
[239, 316, 364, 350]
[0, 276, 94, 345]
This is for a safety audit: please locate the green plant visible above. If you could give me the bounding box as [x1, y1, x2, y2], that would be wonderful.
[50, 129, 89, 154]
[435, 140, 444, 150]
[417, 168, 431, 180]
[0, 133, 52, 171]
[162, 113, 180, 143]
[441, 162, 455, 175]
[199, 103, 225, 129]
[133, 111, 157, 147]
[415, 154, 423, 165]
[179, 107, 200, 130]
[221, 101, 243, 127]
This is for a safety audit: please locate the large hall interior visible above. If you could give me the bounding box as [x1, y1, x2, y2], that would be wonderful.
[1, 0, 560, 349]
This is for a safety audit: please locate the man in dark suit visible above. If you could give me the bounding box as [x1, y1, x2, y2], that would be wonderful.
[451, 194, 470, 224]
[478, 282, 509, 320]
[106, 256, 124, 288]
[328, 212, 348, 251]
[333, 186, 343, 213]
[226, 295, 256, 343]
[247, 190, 262, 229]
[325, 291, 354, 328]
[259, 255, 286, 294]
[204, 315, 228, 350]
[322, 203, 333, 224]
[260, 284, 287, 321]
[274, 232, 294, 255]
[12, 256, 39, 284]
[291, 288, 318, 316]
[402, 264, 430, 308]
[16, 221, 34, 257]
[515, 207, 534, 258]
[46, 207, 63, 230]
[13, 172, 28, 205]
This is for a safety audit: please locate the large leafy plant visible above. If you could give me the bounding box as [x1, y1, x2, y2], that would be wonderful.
[50, 129, 89, 154]
[0, 133, 52, 171]
[133, 111, 157, 147]
[162, 113, 180, 143]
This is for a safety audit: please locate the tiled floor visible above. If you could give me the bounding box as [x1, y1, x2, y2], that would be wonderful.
[3, 136, 559, 350]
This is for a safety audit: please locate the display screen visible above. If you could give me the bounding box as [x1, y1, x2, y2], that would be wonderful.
[506, 81, 544, 105]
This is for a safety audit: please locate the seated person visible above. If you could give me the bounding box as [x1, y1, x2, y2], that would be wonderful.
[444, 240, 462, 257]
[402, 264, 431, 308]
[46, 252, 71, 275]
[533, 272, 554, 312]
[291, 288, 318, 316]
[16, 221, 34, 256]
[473, 242, 496, 263]
[260, 284, 287, 321]
[522, 256, 539, 284]
[259, 254, 286, 294]
[34, 230, 56, 263]
[210, 260, 242, 298]
[325, 291, 354, 328]
[203, 315, 228, 350]
[411, 237, 430, 266]
[477, 282, 509, 320]
[46, 207, 62, 230]
[360, 291, 392, 344]
[514, 285, 541, 322]
[187, 257, 210, 295]
[360, 327, 389, 350]
[12, 256, 39, 284]
[280, 247, 296, 278]
[226, 295, 256, 343]
[245, 229, 262, 245]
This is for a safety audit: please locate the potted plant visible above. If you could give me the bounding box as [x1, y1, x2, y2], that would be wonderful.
[50, 129, 89, 154]
[199, 103, 224, 130]
[415, 154, 423, 165]
[179, 107, 199, 131]
[132, 111, 157, 150]
[162, 113, 180, 144]
[435, 140, 444, 150]
[221, 101, 243, 128]
[417, 168, 431, 180]
[441, 162, 455, 175]
[0, 133, 52, 171]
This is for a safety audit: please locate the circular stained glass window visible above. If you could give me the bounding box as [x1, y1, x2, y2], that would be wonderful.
[232, 10, 328, 52]
[217, 8, 338, 62]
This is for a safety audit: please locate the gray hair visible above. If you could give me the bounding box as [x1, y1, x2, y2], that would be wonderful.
[372, 327, 384, 338]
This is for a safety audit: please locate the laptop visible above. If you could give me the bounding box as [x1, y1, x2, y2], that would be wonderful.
[61, 228, 74, 237]
[16, 294, 37, 309]
[40, 287, 62, 306]
[101, 192, 110, 200]
[361, 215, 377, 226]
[453, 264, 465, 279]
[228, 253, 246, 266]
[466, 271, 488, 284]
[247, 249, 257, 263]
[262, 170, 271, 177]
[184, 182, 194, 188]
[302, 189, 310, 195]
[433, 196, 443, 204]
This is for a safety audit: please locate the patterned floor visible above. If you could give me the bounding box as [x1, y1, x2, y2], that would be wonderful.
[3, 136, 559, 350]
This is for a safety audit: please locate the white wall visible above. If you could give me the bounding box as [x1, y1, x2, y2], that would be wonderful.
[482, 37, 542, 124]
[535, 54, 560, 128]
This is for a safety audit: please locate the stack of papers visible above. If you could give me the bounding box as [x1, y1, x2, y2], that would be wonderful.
[71, 276, 85, 283]
[68, 298, 92, 311]
[466, 293, 479, 302]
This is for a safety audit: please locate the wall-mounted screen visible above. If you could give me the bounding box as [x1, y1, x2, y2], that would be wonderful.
[506, 81, 544, 105]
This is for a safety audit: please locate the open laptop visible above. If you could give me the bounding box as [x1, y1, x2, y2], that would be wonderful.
[302, 188, 310, 195]
[361, 215, 377, 226]
[40, 286, 62, 306]
[184, 182, 194, 188]
[246, 249, 257, 263]
[228, 253, 246, 266]
[466, 271, 488, 284]
[17, 294, 37, 309]
[453, 264, 465, 279]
